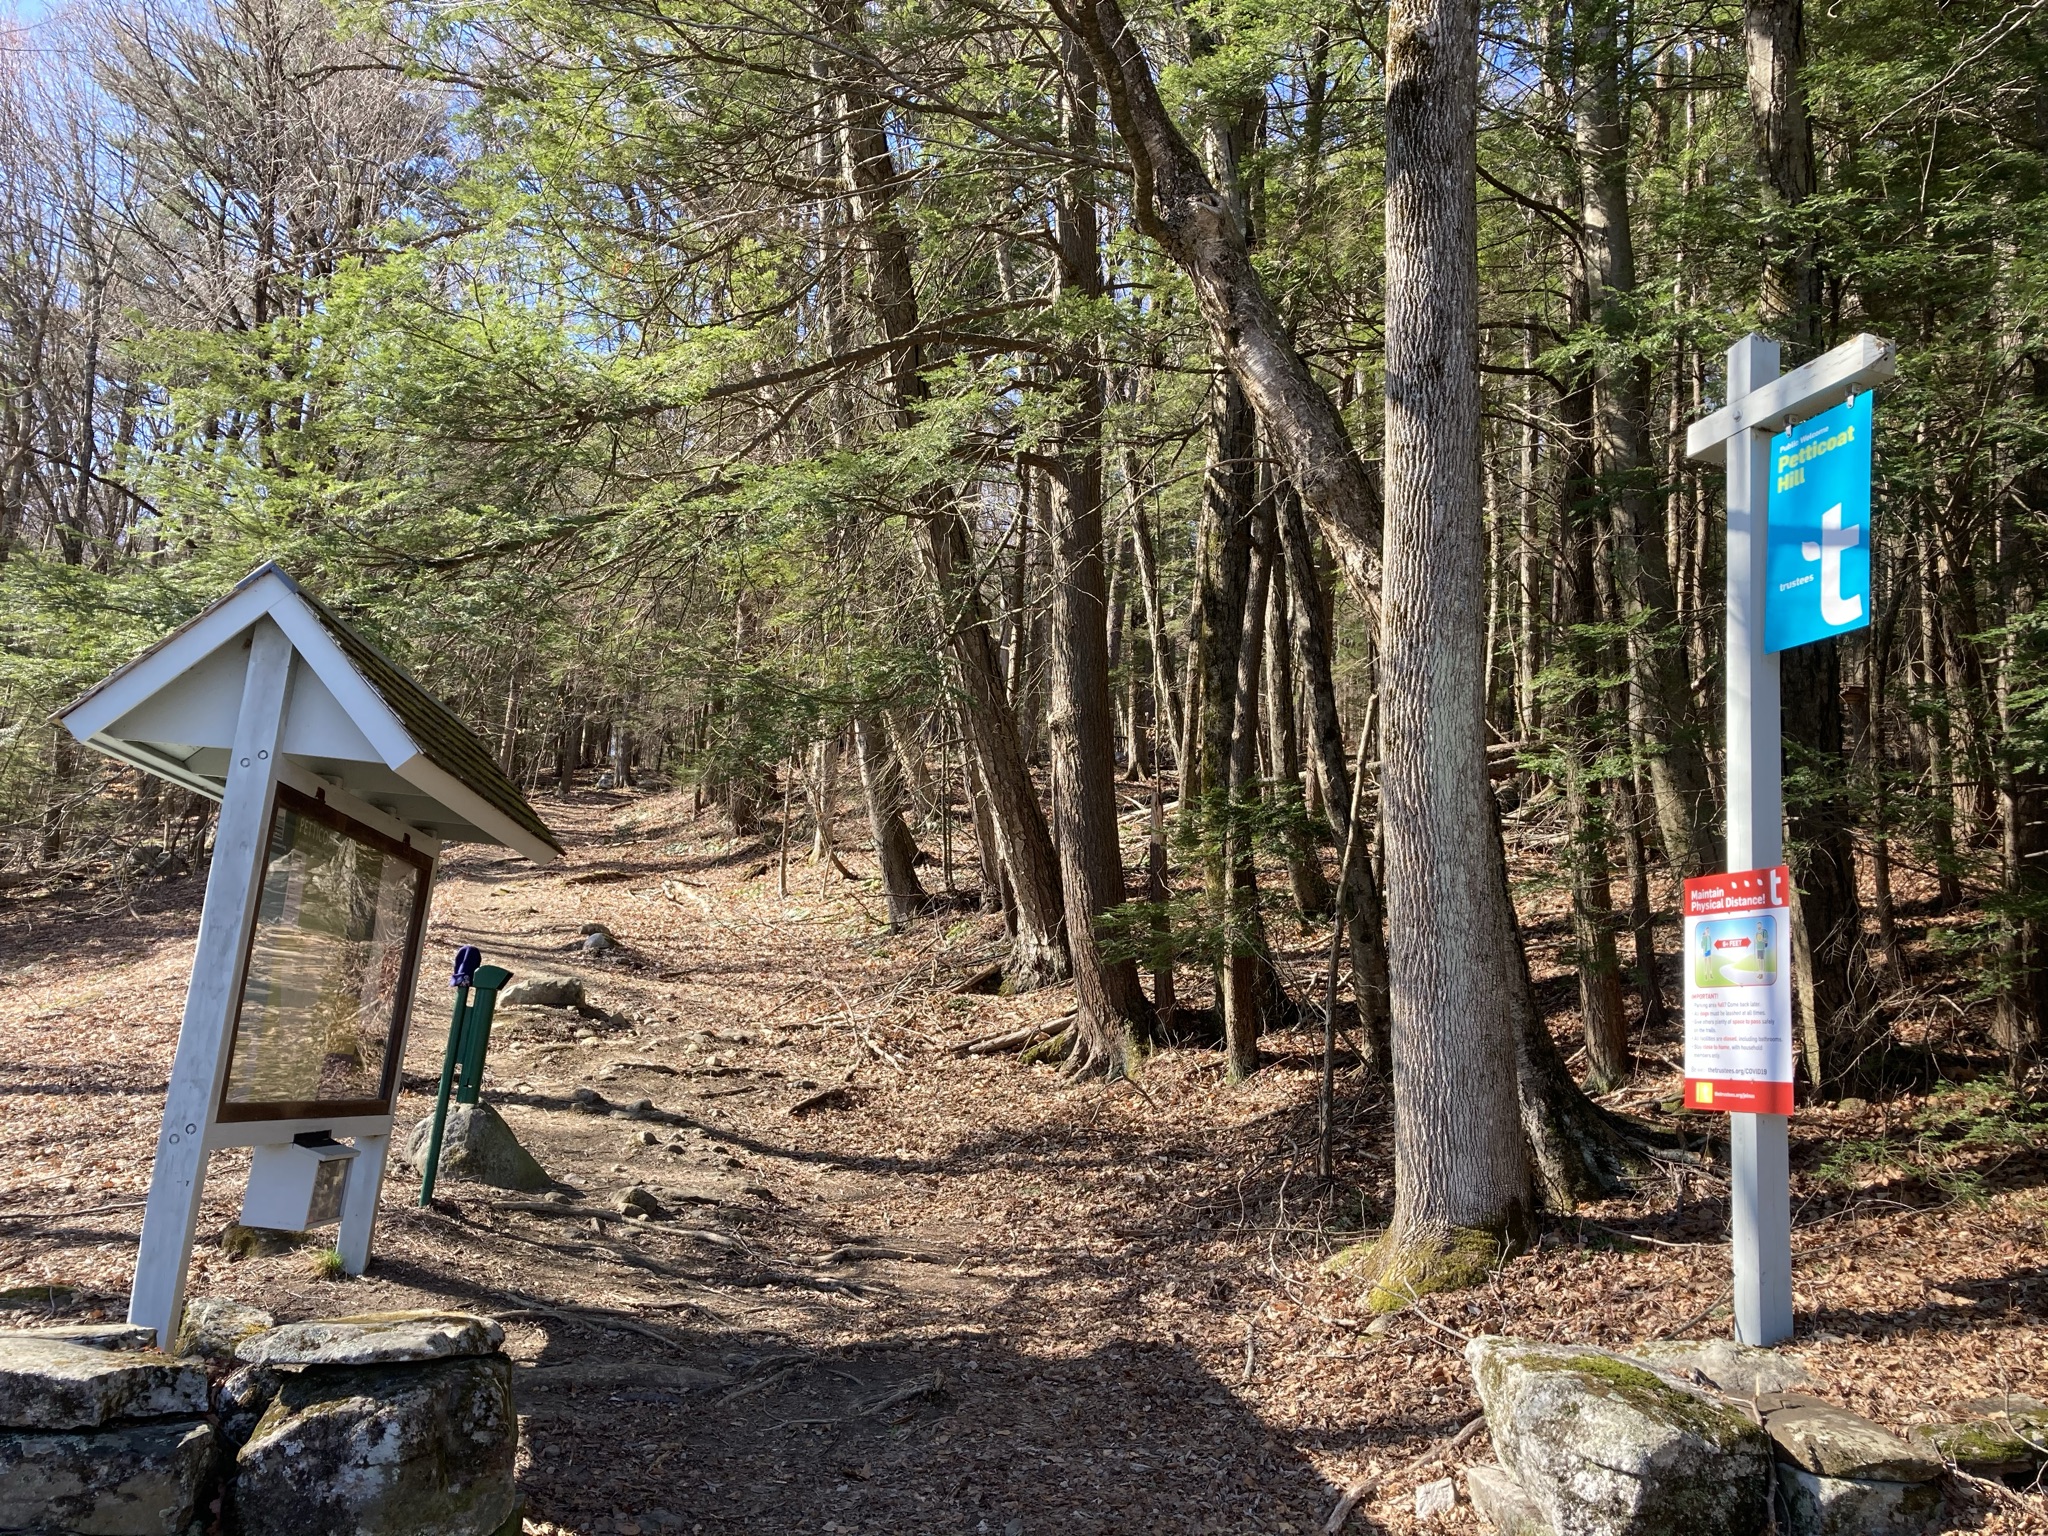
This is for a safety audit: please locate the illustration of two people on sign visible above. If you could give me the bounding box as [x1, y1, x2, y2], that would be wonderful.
[1694, 916, 1779, 989]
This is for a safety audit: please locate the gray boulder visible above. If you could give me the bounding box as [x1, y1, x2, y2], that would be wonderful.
[0, 1336, 208, 1430]
[1624, 1340, 1815, 1398]
[403, 1101, 551, 1193]
[237, 1310, 504, 1368]
[1758, 1393, 1942, 1483]
[173, 1298, 275, 1364]
[616, 1186, 669, 1220]
[0, 1418, 217, 1535]
[498, 975, 584, 1010]
[234, 1354, 517, 1536]
[1777, 1466, 1943, 1536]
[1467, 1336, 1771, 1536]
[1466, 1464, 1549, 1535]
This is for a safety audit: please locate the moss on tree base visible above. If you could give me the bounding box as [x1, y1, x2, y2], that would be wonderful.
[1354, 1224, 1515, 1313]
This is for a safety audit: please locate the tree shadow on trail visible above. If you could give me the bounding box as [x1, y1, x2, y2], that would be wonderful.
[513, 1325, 1342, 1536]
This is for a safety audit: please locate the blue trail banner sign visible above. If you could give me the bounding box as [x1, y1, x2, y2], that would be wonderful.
[1764, 391, 1872, 653]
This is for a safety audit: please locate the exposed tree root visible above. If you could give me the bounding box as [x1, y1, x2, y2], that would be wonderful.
[1018, 1027, 1075, 1067]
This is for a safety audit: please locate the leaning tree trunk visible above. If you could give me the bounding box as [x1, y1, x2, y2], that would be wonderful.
[855, 717, 926, 931]
[1053, 0, 1382, 606]
[1368, 0, 1530, 1306]
[1048, 31, 1155, 1078]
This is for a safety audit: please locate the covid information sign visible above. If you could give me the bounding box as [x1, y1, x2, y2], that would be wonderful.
[1765, 392, 1872, 653]
[1683, 866, 1796, 1115]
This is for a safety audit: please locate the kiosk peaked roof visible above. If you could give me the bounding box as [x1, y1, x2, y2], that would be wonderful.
[59, 563, 563, 862]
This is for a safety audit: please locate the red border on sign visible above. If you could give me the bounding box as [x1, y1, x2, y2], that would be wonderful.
[1684, 1078, 1794, 1115]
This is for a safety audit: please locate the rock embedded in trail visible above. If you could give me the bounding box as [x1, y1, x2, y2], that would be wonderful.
[1414, 1476, 1457, 1519]
[500, 974, 585, 1010]
[1465, 1463, 1547, 1535]
[1757, 1392, 1944, 1536]
[1624, 1338, 1815, 1398]
[616, 1186, 670, 1220]
[1775, 1465, 1944, 1536]
[1758, 1392, 1943, 1483]
[0, 1322, 153, 1352]
[403, 1101, 552, 1192]
[0, 1329, 220, 1535]
[236, 1310, 504, 1368]
[1466, 1336, 1771, 1536]
[1909, 1396, 2048, 1476]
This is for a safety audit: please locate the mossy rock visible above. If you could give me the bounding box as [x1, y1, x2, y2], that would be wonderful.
[1467, 1335, 1771, 1536]
[1911, 1397, 2048, 1476]
[0, 1284, 78, 1311]
[220, 1225, 311, 1260]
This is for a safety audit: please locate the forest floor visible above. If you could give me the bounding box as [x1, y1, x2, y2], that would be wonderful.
[1, 783, 2045, 1535]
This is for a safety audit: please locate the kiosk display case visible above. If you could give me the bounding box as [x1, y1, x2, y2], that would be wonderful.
[56, 563, 562, 1347]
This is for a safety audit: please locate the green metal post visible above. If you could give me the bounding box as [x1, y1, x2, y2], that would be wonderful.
[456, 966, 513, 1107]
[418, 981, 471, 1207]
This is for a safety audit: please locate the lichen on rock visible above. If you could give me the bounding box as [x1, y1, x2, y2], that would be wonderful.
[234, 1353, 517, 1536]
[1466, 1335, 1771, 1536]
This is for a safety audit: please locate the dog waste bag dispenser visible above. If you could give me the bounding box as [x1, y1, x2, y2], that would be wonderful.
[56, 563, 562, 1347]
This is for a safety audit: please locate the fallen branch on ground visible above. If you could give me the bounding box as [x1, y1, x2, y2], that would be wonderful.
[770, 1371, 946, 1429]
[816, 1243, 943, 1266]
[1324, 1413, 1486, 1534]
[948, 1016, 1074, 1057]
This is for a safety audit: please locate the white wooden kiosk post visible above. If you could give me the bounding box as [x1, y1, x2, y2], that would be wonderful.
[57, 564, 562, 1348]
[1685, 332, 1894, 1346]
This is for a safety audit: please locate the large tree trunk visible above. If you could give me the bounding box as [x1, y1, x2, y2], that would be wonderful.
[1555, 366, 1632, 1092]
[1573, 3, 1717, 877]
[1368, 0, 1530, 1306]
[1048, 31, 1155, 1078]
[855, 716, 926, 931]
[832, 11, 1069, 986]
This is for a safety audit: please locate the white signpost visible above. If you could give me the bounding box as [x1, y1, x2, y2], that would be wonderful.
[1685, 332, 1895, 1346]
[58, 564, 561, 1347]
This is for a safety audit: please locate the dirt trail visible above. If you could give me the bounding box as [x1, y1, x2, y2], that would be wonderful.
[1, 788, 2044, 1534]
